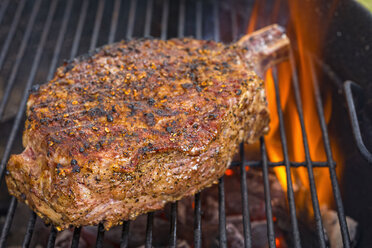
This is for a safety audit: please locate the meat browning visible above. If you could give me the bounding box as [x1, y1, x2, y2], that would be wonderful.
[6, 25, 289, 230]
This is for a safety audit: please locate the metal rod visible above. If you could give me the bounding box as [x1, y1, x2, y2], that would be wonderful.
[0, 0, 43, 119]
[22, 212, 37, 248]
[229, 160, 330, 168]
[194, 192, 202, 248]
[0, 0, 26, 70]
[169, 202, 178, 248]
[144, 0, 153, 37]
[309, 57, 351, 247]
[213, 0, 220, 42]
[195, 0, 202, 39]
[0, 0, 56, 187]
[289, 52, 326, 247]
[95, 223, 105, 248]
[0, 196, 17, 247]
[47, 227, 57, 248]
[70, 227, 81, 248]
[260, 138, 276, 248]
[239, 143, 252, 248]
[0, 0, 10, 27]
[126, 0, 137, 40]
[70, 0, 89, 59]
[344, 81, 372, 163]
[120, 221, 130, 248]
[89, 0, 105, 51]
[160, 0, 169, 40]
[47, 0, 74, 81]
[145, 212, 154, 248]
[272, 67, 302, 247]
[230, 0, 238, 41]
[178, 0, 185, 38]
[218, 177, 227, 248]
[108, 0, 121, 44]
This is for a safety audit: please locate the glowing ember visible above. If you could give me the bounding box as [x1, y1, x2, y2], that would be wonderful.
[225, 168, 234, 176]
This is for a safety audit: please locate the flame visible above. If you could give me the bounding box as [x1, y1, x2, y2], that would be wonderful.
[275, 237, 281, 248]
[225, 169, 234, 176]
[246, 0, 343, 215]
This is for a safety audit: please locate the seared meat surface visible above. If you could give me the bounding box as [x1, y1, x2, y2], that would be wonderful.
[6, 25, 288, 230]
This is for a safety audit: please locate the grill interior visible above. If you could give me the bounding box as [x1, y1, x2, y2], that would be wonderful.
[0, 0, 368, 247]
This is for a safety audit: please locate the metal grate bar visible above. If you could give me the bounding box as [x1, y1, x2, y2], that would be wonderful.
[90, 0, 105, 51]
[194, 192, 202, 248]
[344, 81, 372, 163]
[213, 2, 228, 246]
[0, 0, 10, 26]
[218, 177, 227, 248]
[239, 143, 253, 248]
[230, 0, 238, 41]
[47, 227, 57, 248]
[47, 0, 74, 81]
[22, 211, 36, 248]
[126, 0, 137, 40]
[70, 227, 82, 248]
[145, 212, 154, 248]
[108, 0, 121, 44]
[0, 0, 26, 71]
[213, 0, 220, 42]
[144, 0, 153, 37]
[120, 221, 130, 248]
[70, 0, 89, 59]
[178, 0, 185, 38]
[260, 138, 276, 248]
[195, 0, 202, 39]
[230, 160, 330, 168]
[169, 202, 178, 247]
[160, 0, 169, 40]
[289, 53, 326, 247]
[309, 58, 351, 247]
[0, 0, 62, 243]
[272, 67, 302, 247]
[0, 0, 55, 186]
[67, 2, 94, 246]
[0, 0, 42, 119]
[95, 223, 105, 248]
[0, 196, 17, 247]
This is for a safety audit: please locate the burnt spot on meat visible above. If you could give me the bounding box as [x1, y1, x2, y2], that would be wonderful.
[147, 98, 155, 106]
[166, 126, 173, 133]
[181, 83, 193, 90]
[89, 107, 106, 117]
[71, 159, 77, 166]
[144, 113, 155, 126]
[106, 114, 114, 122]
[128, 103, 141, 116]
[72, 165, 80, 173]
[79, 147, 85, 153]
[208, 113, 218, 120]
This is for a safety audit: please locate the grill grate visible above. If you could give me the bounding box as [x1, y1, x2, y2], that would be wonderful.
[0, 0, 355, 247]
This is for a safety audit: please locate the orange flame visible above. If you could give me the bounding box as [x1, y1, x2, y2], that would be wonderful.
[246, 0, 343, 215]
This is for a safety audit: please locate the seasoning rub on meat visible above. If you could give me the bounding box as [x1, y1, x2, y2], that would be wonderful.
[6, 25, 289, 230]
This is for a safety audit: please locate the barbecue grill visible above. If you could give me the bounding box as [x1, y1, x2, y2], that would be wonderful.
[0, 0, 371, 247]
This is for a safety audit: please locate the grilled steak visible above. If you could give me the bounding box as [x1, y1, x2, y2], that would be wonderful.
[6, 25, 289, 230]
